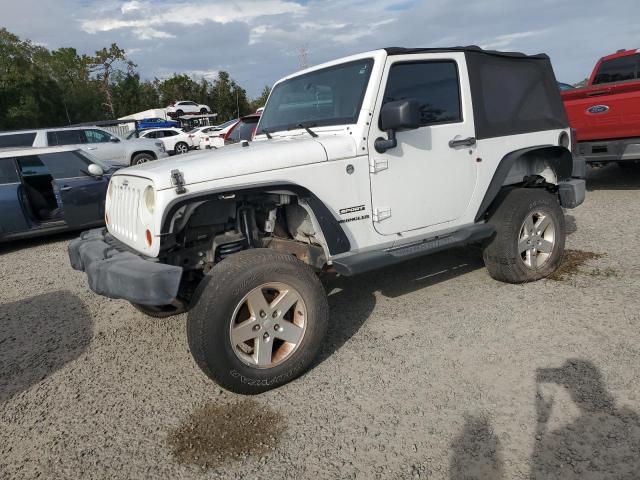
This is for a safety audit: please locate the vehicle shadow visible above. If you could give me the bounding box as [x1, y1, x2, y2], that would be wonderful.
[316, 247, 485, 364]
[0, 230, 80, 256]
[449, 414, 504, 480]
[0, 290, 92, 404]
[531, 359, 640, 478]
[586, 163, 640, 191]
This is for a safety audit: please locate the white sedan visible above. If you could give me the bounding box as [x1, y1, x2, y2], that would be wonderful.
[137, 128, 195, 155]
[189, 119, 238, 149]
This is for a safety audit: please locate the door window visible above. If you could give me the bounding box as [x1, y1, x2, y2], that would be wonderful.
[0, 158, 19, 184]
[162, 130, 178, 137]
[0, 132, 36, 148]
[144, 131, 158, 138]
[84, 129, 113, 143]
[38, 151, 91, 179]
[47, 130, 85, 146]
[382, 61, 462, 126]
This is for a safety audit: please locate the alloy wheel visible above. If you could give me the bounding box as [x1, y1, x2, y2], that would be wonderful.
[229, 282, 307, 369]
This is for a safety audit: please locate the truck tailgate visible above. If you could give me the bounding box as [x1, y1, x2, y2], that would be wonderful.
[562, 81, 640, 141]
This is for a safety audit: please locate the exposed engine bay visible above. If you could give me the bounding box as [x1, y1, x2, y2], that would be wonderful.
[160, 193, 328, 285]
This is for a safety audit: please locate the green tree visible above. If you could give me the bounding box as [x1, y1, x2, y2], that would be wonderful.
[0, 28, 66, 129]
[156, 74, 202, 106]
[251, 85, 271, 111]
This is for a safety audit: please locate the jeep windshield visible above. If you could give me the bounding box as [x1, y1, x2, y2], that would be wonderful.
[257, 58, 374, 135]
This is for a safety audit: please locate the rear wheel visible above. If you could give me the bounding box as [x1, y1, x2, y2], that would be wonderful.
[187, 249, 328, 394]
[200, 108, 208, 114]
[174, 142, 189, 155]
[483, 188, 565, 283]
[617, 161, 640, 171]
[131, 152, 154, 165]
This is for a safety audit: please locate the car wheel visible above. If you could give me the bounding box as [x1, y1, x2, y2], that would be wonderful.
[175, 109, 184, 117]
[200, 108, 208, 114]
[131, 302, 187, 318]
[187, 249, 328, 394]
[131, 153, 154, 165]
[174, 142, 189, 155]
[483, 188, 565, 283]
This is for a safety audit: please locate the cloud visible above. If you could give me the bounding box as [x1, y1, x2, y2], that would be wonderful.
[1, 0, 639, 98]
[480, 30, 547, 50]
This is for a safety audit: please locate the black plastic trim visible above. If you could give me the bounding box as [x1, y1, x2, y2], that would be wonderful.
[160, 183, 351, 256]
[68, 228, 183, 306]
[332, 223, 494, 276]
[474, 145, 573, 222]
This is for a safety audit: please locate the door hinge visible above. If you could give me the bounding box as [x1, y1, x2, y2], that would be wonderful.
[369, 157, 388, 173]
[373, 207, 391, 222]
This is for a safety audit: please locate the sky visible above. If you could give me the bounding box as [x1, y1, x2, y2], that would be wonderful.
[1, 0, 639, 98]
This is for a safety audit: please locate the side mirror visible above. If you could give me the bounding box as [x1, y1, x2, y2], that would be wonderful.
[87, 164, 104, 177]
[375, 99, 421, 153]
[110, 137, 120, 143]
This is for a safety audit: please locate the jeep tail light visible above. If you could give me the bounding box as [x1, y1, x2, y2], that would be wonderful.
[145, 229, 153, 247]
[570, 128, 578, 153]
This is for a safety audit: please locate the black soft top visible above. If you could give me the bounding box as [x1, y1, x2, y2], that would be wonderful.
[384, 45, 567, 139]
[384, 45, 549, 60]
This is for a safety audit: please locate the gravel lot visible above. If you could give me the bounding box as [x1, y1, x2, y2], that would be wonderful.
[1, 164, 640, 480]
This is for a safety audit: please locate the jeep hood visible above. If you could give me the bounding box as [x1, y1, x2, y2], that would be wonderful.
[116, 135, 356, 190]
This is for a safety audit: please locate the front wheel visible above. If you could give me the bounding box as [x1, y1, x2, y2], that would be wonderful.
[483, 188, 565, 283]
[187, 249, 328, 394]
[131, 152, 154, 165]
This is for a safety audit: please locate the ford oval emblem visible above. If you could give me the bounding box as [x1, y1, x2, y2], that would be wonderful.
[587, 105, 609, 114]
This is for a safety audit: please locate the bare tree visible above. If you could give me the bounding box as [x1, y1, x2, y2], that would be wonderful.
[90, 44, 135, 118]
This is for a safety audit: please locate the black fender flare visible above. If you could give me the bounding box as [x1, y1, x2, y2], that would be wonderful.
[475, 145, 573, 222]
[160, 182, 351, 255]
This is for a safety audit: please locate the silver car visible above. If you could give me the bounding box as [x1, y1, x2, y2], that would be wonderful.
[0, 126, 168, 166]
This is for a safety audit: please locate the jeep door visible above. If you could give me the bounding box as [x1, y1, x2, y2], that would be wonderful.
[367, 52, 478, 235]
[39, 151, 109, 228]
[0, 157, 29, 236]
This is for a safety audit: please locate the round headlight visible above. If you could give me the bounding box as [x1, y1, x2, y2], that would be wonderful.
[143, 186, 155, 214]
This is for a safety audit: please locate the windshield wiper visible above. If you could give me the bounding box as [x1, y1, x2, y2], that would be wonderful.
[295, 123, 318, 138]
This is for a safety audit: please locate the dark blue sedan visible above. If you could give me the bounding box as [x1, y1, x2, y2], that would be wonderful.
[0, 146, 112, 242]
[137, 117, 179, 129]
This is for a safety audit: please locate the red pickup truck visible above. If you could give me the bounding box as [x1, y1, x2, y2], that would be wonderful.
[561, 49, 640, 167]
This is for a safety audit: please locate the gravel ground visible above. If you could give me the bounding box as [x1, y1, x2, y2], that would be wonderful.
[1, 164, 640, 480]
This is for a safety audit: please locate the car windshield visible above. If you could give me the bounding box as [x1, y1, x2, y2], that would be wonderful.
[257, 58, 374, 135]
[216, 119, 238, 130]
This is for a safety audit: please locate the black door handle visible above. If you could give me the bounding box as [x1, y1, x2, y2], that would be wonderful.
[449, 137, 476, 148]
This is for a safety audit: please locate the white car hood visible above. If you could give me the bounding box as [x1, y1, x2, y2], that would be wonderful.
[116, 135, 356, 190]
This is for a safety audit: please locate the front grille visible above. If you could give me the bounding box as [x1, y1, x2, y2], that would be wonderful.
[110, 182, 141, 242]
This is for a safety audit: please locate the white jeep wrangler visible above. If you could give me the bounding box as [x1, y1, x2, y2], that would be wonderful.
[70, 46, 585, 394]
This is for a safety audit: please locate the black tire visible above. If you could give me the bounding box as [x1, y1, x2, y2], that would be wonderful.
[131, 152, 154, 165]
[200, 108, 208, 114]
[174, 142, 189, 155]
[175, 109, 184, 117]
[131, 302, 186, 318]
[617, 161, 640, 171]
[483, 188, 565, 284]
[187, 249, 328, 394]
